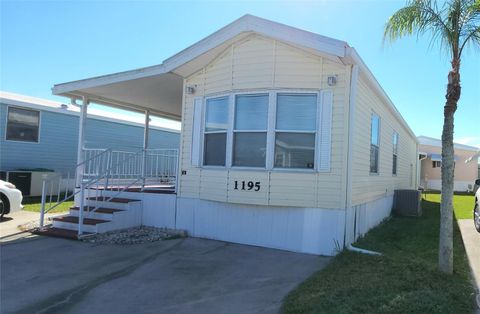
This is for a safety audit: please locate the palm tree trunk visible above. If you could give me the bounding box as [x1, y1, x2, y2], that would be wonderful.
[439, 59, 460, 274]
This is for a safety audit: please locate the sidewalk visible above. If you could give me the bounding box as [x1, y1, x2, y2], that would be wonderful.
[457, 219, 480, 312]
[0, 210, 61, 242]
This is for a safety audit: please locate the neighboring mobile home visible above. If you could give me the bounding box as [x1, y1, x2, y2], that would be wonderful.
[418, 136, 479, 192]
[49, 15, 418, 255]
[0, 91, 180, 196]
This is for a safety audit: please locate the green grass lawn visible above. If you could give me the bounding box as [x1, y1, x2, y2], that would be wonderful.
[422, 191, 474, 220]
[282, 196, 476, 313]
[22, 196, 73, 213]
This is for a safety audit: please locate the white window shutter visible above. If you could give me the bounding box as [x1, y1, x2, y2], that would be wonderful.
[191, 97, 203, 167]
[318, 90, 333, 171]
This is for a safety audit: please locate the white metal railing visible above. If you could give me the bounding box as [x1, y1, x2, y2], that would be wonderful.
[83, 148, 178, 185]
[39, 148, 179, 236]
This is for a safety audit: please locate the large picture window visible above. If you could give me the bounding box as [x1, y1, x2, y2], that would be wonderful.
[233, 94, 268, 167]
[274, 94, 317, 169]
[6, 107, 40, 143]
[203, 96, 229, 166]
[370, 113, 380, 173]
[200, 90, 327, 171]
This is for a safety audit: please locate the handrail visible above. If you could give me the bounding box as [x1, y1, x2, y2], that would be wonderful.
[38, 148, 113, 215]
[39, 147, 179, 236]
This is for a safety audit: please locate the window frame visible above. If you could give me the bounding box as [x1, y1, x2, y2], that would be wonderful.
[232, 93, 269, 169]
[202, 94, 231, 168]
[200, 89, 322, 172]
[5, 106, 41, 144]
[392, 131, 399, 176]
[369, 112, 380, 174]
[273, 92, 320, 171]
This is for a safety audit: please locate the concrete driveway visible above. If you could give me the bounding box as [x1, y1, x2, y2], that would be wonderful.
[457, 219, 480, 312]
[0, 210, 60, 242]
[1, 235, 330, 314]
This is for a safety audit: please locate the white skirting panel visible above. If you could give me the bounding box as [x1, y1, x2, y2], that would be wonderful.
[176, 197, 345, 256]
[141, 193, 177, 229]
[426, 179, 475, 192]
[345, 194, 393, 246]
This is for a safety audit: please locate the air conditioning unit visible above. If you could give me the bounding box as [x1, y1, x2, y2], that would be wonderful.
[393, 189, 422, 217]
[6, 171, 59, 197]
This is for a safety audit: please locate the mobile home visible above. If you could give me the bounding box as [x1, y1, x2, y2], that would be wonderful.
[418, 136, 479, 192]
[46, 15, 418, 255]
[0, 91, 179, 196]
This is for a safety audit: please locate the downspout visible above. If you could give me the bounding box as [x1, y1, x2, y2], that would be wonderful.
[343, 60, 381, 256]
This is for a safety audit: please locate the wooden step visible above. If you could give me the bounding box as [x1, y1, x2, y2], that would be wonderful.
[86, 197, 140, 203]
[33, 227, 91, 240]
[70, 206, 124, 214]
[53, 216, 109, 225]
[123, 187, 175, 194]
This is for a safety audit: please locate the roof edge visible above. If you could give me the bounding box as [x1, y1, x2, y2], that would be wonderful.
[418, 135, 480, 152]
[163, 14, 348, 72]
[345, 47, 418, 143]
[0, 91, 180, 133]
[52, 14, 349, 97]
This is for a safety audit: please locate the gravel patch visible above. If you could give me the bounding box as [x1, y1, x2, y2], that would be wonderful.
[18, 220, 46, 232]
[81, 226, 187, 245]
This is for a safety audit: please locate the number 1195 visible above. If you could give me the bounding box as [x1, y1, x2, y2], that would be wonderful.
[234, 180, 260, 191]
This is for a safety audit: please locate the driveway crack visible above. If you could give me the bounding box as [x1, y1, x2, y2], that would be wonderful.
[15, 239, 185, 314]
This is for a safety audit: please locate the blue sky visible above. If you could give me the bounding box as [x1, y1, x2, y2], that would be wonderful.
[1, 0, 479, 146]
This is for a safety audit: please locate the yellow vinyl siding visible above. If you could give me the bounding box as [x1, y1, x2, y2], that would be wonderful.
[179, 34, 348, 209]
[351, 74, 417, 205]
[274, 42, 322, 89]
[233, 36, 274, 90]
[199, 169, 228, 202]
[204, 48, 233, 94]
[227, 171, 270, 205]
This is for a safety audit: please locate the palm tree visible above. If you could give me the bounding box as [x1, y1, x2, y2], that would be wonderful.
[384, 0, 479, 274]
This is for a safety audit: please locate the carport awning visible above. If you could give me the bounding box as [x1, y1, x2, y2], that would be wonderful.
[52, 70, 184, 120]
[429, 153, 459, 161]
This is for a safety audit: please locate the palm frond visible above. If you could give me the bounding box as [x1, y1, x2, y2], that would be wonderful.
[384, 0, 450, 44]
[459, 0, 480, 55]
[384, 0, 479, 59]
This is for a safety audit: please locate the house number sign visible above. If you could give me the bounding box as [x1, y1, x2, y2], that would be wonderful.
[233, 180, 261, 191]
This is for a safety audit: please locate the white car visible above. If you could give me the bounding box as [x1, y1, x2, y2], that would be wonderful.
[0, 180, 23, 219]
[475, 179, 480, 233]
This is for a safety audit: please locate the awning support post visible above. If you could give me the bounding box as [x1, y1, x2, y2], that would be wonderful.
[142, 110, 150, 190]
[76, 97, 89, 188]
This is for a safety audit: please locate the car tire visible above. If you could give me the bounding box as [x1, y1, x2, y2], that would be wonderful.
[475, 204, 480, 233]
[0, 193, 9, 220]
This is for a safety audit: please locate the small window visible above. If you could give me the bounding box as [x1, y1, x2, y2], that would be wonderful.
[370, 113, 380, 173]
[432, 160, 442, 168]
[274, 94, 317, 169]
[392, 132, 399, 175]
[233, 94, 268, 167]
[203, 96, 229, 166]
[6, 107, 40, 142]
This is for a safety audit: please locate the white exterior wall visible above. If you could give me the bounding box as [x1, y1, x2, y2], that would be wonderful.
[425, 180, 475, 192]
[178, 34, 350, 210]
